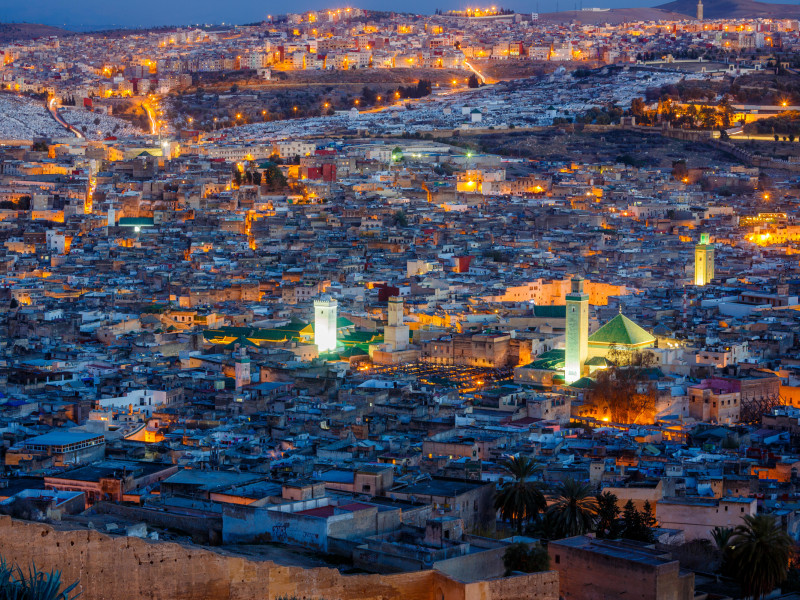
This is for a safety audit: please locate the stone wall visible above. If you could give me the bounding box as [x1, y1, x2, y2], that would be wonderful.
[0, 516, 559, 600]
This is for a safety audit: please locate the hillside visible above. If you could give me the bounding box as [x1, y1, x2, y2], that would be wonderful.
[656, 0, 800, 19]
[0, 22, 71, 42]
[538, 7, 694, 24]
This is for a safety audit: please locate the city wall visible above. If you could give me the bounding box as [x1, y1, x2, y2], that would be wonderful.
[0, 516, 559, 600]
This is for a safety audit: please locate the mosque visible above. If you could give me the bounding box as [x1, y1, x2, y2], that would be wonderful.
[202, 295, 382, 366]
[515, 276, 655, 387]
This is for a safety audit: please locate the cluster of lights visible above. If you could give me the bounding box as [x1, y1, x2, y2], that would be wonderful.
[461, 6, 499, 16]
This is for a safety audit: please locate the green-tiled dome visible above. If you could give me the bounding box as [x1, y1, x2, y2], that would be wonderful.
[588, 313, 654, 347]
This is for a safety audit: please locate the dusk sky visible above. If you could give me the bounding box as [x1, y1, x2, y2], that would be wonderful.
[0, 0, 673, 30]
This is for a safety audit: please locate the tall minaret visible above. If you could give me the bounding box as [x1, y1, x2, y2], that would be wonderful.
[694, 233, 715, 286]
[314, 295, 338, 353]
[384, 296, 409, 351]
[565, 276, 589, 384]
[696, 0, 703, 21]
[234, 347, 251, 389]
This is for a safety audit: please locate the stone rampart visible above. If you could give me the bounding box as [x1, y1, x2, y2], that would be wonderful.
[0, 516, 559, 600]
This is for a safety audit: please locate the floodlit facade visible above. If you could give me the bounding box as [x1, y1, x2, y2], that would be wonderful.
[314, 295, 338, 353]
[564, 276, 589, 384]
[694, 233, 714, 286]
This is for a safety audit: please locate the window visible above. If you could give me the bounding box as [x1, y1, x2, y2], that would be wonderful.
[362, 484, 371, 492]
[555, 555, 560, 564]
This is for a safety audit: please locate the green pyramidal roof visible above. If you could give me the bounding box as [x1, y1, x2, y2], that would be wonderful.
[588, 313, 655, 347]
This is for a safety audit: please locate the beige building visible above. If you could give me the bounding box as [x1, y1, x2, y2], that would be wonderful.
[656, 497, 757, 541]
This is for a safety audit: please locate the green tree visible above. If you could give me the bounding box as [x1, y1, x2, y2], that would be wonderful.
[547, 479, 599, 539]
[502, 543, 550, 576]
[595, 492, 621, 539]
[467, 74, 480, 88]
[730, 514, 792, 600]
[586, 348, 657, 424]
[642, 501, 657, 528]
[672, 160, 688, 182]
[620, 500, 655, 543]
[263, 165, 287, 191]
[493, 456, 547, 533]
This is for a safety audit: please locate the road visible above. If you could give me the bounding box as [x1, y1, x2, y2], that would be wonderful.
[47, 97, 83, 138]
[463, 61, 489, 84]
[142, 98, 160, 135]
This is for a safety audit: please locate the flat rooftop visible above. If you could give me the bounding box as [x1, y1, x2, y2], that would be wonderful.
[393, 477, 485, 497]
[551, 536, 676, 566]
[46, 460, 172, 483]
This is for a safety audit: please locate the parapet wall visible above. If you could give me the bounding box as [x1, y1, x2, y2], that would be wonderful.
[0, 516, 559, 600]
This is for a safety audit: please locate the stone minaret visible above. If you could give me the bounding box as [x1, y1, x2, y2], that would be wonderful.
[565, 276, 589, 384]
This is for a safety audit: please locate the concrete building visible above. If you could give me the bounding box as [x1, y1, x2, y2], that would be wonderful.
[5, 431, 105, 469]
[549, 536, 694, 600]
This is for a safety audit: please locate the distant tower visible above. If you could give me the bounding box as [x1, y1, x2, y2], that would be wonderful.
[384, 296, 409, 351]
[565, 276, 589, 384]
[107, 206, 116, 227]
[314, 295, 338, 353]
[694, 233, 715, 286]
[682, 291, 689, 331]
[696, 0, 703, 20]
[234, 347, 251, 389]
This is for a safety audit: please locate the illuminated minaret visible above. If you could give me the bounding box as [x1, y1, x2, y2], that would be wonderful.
[234, 347, 251, 390]
[384, 296, 409, 351]
[314, 295, 338, 353]
[565, 276, 589, 384]
[697, 0, 703, 20]
[694, 233, 715, 286]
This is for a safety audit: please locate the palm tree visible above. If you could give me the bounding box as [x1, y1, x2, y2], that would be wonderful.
[730, 514, 792, 600]
[711, 525, 734, 576]
[493, 456, 547, 533]
[547, 478, 599, 539]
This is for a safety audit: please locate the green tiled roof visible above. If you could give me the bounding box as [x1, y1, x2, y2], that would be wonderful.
[203, 326, 294, 345]
[521, 348, 565, 371]
[585, 356, 612, 367]
[588, 314, 654, 347]
[339, 346, 369, 358]
[533, 305, 566, 319]
[567, 376, 595, 389]
[118, 217, 155, 227]
[340, 331, 382, 345]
